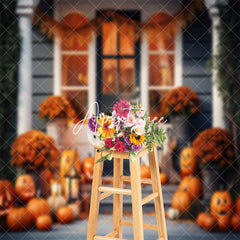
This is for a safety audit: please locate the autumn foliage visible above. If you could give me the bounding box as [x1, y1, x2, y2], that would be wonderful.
[161, 86, 201, 117]
[38, 96, 76, 121]
[11, 130, 59, 170]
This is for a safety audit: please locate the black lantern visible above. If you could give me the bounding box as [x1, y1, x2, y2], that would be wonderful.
[64, 151, 80, 203]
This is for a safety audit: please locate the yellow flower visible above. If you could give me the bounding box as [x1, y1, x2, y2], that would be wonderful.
[130, 133, 146, 145]
[98, 116, 115, 139]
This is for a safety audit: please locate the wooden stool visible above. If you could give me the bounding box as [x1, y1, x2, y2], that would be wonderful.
[87, 145, 168, 240]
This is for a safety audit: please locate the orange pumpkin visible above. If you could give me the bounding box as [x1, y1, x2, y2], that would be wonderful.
[27, 197, 50, 221]
[15, 174, 35, 202]
[179, 176, 203, 199]
[160, 173, 168, 185]
[235, 195, 240, 214]
[36, 215, 52, 231]
[57, 206, 74, 224]
[171, 190, 192, 213]
[231, 214, 240, 232]
[210, 191, 233, 219]
[140, 165, 151, 179]
[0, 180, 15, 216]
[7, 207, 33, 231]
[217, 215, 231, 231]
[197, 212, 217, 231]
[180, 147, 197, 176]
[82, 156, 95, 180]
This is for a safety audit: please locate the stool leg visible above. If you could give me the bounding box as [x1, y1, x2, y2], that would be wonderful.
[87, 150, 104, 240]
[130, 157, 144, 240]
[113, 158, 123, 238]
[149, 147, 168, 240]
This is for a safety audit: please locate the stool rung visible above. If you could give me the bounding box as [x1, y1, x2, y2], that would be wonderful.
[120, 176, 152, 185]
[105, 230, 117, 237]
[99, 186, 132, 195]
[141, 192, 158, 205]
[94, 236, 126, 240]
[99, 192, 112, 201]
[121, 220, 158, 231]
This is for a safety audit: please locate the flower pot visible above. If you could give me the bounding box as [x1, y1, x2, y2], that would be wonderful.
[46, 118, 67, 146]
[27, 170, 52, 198]
[169, 115, 193, 172]
[202, 167, 232, 204]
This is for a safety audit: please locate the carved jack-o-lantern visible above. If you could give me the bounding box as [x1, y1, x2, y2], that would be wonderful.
[180, 147, 197, 176]
[210, 191, 233, 219]
[15, 175, 36, 203]
[0, 180, 15, 216]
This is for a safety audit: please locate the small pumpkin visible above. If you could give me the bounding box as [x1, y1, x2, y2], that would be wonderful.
[171, 190, 192, 213]
[231, 214, 240, 232]
[27, 195, 50, 221]
[179, 176, 203, 199]
[217, 215, 231, 231]
[47, 194, 67, 215]
[7, 207, 33, 231]
[197, 212, 217, 231]
[82, 156, 95, 181]
[140, 165, 151, 179]
[235, 195, 240, 214]
[0, 180, 15, 216]
[57, 206, 74, 224]
[160, 173, 168, 185]
[36, 215, 52, 231]
[180, 147, 197, 176]
[166, 207, 180, 220]
[15, 174, 35, 202]
[210, 191, 233, 219]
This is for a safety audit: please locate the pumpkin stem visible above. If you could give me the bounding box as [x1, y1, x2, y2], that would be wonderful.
[36, 190, 41, 198]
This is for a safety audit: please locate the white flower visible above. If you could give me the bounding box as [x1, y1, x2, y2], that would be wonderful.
[131, 125, 145, 135]
[87, 129, 102, 146]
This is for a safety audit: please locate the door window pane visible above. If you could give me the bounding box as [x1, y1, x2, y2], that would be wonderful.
[120, 59, 135, 93]
[62, 55, 88, 86]
[149, 54, 174, 86]
[119, 23, 135, 55]
[102, 59, 117, 94]
[102, 22, 117, 55]
[62, 90, 88, 120]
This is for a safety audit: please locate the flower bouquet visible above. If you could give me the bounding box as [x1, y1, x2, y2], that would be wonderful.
[38, 96, 76, 122]
[86, 100, 167, 163]
[161, 86, 201, 117]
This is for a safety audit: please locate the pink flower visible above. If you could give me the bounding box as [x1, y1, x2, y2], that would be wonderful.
[113, 100, 131, 118]
[115, 141, 125, 152]
[105, 138, 115, 148]
[136, 118, 145, 127]
[125, 113, 136, 127]
[136, 110, 144, 117]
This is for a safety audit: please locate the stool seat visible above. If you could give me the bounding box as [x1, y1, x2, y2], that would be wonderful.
[87, 146, 168, 240]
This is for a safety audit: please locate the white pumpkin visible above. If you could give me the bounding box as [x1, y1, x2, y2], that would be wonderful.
[68, 201, 81, 220]
[47, 195, 67, 215]
[167, 207, 181, 220]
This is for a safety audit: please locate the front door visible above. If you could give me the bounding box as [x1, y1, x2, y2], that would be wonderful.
[97, 10, 140, 115]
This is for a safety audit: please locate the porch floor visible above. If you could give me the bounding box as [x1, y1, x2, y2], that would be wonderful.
[1, 215, 239, 240]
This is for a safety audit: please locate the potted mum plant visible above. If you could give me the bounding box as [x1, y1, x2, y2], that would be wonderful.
[11, 130, 59, 196]
[38, 96, 77, 145]
[161, 86, 201, 171]
[192, 127, 235, 202]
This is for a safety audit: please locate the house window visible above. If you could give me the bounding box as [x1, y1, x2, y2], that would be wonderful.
[97, 11, 140, 114]
[60, 12, 89, 120]
[147, 12, 180, 119]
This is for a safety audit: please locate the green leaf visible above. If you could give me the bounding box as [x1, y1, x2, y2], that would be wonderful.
[99, 145, 110, 152]
[95, 152, 113, 163]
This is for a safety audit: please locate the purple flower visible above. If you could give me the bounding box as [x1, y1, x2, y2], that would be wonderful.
[125, 135, 131, 146]
[132, 144, 141, 153]
[88, 116, 98, 132]
[124, 145, 130, 152]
